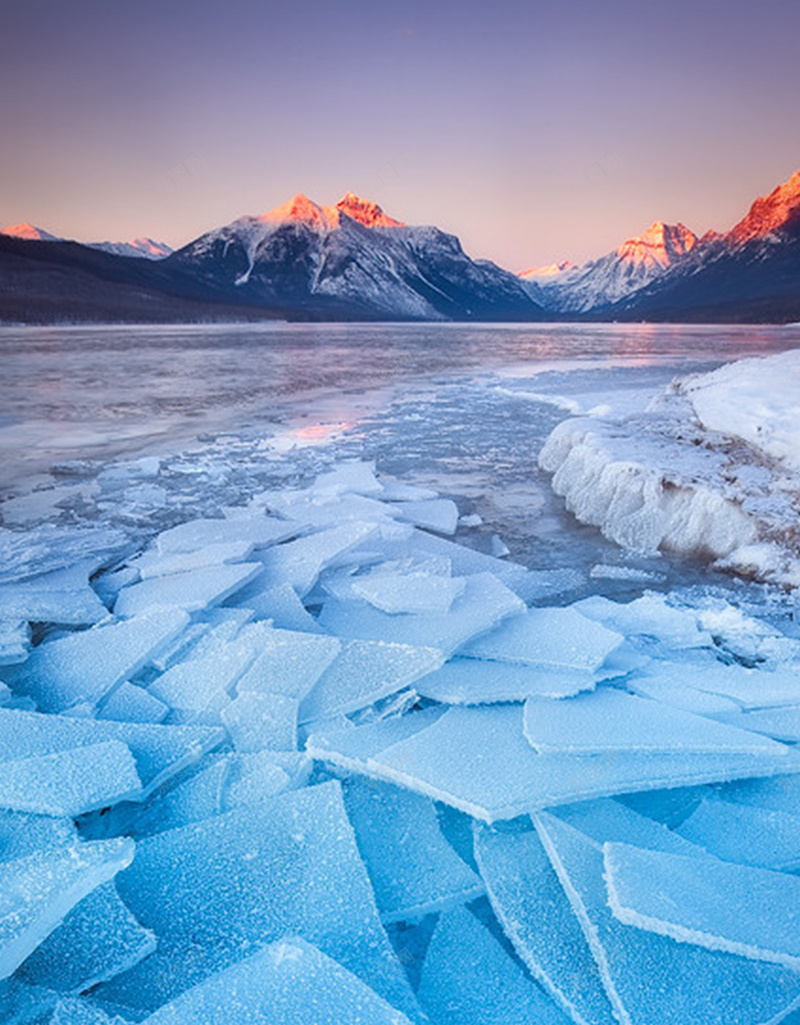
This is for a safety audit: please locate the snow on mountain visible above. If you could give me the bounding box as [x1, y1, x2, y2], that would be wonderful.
[1, 222, 62, 242]
[87, 238, 174, 260]
[727, 170, 800, 248]
[521, 169, 800, 317]
[521, 222, 699, 314]
[603, 169, 800, 321]
[1, 223, 172, 260]
[518, 260, 576, 280]
[168, 192, 543, 321]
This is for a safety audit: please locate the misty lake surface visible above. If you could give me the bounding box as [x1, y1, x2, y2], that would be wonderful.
[2, 321, 799, 597]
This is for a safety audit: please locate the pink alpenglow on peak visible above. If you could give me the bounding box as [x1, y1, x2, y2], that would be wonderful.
[256, 192, 404, 232]
[1, 222, 61, 242]
[258, 193, 341, 231]
[727, 169, 800, 247]
[616, 221, 698, 270]
[335, 192, 405, 228]
[518, 260, 577, 280]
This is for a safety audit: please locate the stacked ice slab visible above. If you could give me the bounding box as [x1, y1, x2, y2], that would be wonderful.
[3, 461, 800, 1024]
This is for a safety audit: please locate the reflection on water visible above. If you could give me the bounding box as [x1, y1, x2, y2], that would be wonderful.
[2, 321, 799, 602]
[1, 320, 798, 491]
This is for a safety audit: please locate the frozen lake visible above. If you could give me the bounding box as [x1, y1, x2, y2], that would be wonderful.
[2, 321, 799, 597]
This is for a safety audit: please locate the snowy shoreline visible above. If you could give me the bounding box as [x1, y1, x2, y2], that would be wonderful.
[540, 348, 800, 587]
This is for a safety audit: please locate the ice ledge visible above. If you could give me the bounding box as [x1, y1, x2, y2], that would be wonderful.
[539, 352, 800, 587]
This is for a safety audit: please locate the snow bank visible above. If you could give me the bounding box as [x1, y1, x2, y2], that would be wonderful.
[539, 350, 800, 586]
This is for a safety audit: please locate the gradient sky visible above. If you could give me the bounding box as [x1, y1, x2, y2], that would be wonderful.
[2, 0, 799, 270]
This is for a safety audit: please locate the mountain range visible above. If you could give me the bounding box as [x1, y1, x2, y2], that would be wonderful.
[2, 170, 799, 323]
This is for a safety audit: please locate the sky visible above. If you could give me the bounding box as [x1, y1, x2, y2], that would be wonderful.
[2, 0, 799, 270]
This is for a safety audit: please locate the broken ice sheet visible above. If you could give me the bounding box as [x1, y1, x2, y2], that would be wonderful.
[0, 839, 134, 981]
[18, 881, 155, 994]
[625, 669, 743, 716]
[718, 773, 800, 817]
[0, 810, 77, 863]
[138, 936, 414, 1025]
[114, 562, 263, 616]
[605, 840, 800, 970]
[342, 776, 482, 922]
[474, 821, 616, 1025]
[107, 781, 420, 1020]
[234, 625, 340, 701]
[534, 811, 800, 1025]
[660, 662, 800, 710]
[713, 704, 800, 742]
[416, 657, 597, 704]
[265, 490, 399, 529]
[6, 608, 189, 713]
[300, 639, 444, 723]
[350, 566, 466, 615]
[147, 645, 255, 716]
[132, 759, 229, 838]
[318, 572, 525, 657]
[255, 522, 379, 598]
[417, 904, 570, 1025]
[522, 687, 789, 755]
[677, 796, 800, 871]
[461, 605, 622, 670]
[0, 741, 142, 817]
[341, 526, 532, 595]
[0, 707, 224, 796]
[98, 683, 168, 725]
[221, 751, 298, 811]
[0, 563, 109, 627]
[221, 692, 298, 752]
[49, 997, 121, 1025]
[575, 593, 712, 651]
[0, 619, 30, 666]
[154, 516, 300, 555]
[308, 704, 800, 822]
[240, 581, 326, 633]
[131, 540, 256, 579]
[394, 498, 459, 535]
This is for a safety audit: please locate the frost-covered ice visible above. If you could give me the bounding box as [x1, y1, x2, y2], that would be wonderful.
[605, 841, 800, 969]
[534, 811, 800, 1025]
[417, 904, 571, 1025]
[6, 457, 800, 1023]
[539, 350, 800, 585]
[342, 777, 483, 922]
[0, 839, 134, 980]
[474, 822, 617, 1025]
[677, 796, 800, 871]
[522, 688, 789, 756]
[139, 936, 414, 1025]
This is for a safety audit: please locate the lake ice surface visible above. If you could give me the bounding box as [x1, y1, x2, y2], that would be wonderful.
[2, 322, 800, 1023]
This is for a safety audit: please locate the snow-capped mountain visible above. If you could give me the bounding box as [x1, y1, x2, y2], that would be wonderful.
[520, 169, 800, 321]
[166, 192, 544, 320]
[87, 237, 174, 260]
[603, 169, 800, 322]
[521, 221, 699, 314]
[1, 223, 173, 260]
[519, 260, 576, 280]
[1, 222, 62, 243]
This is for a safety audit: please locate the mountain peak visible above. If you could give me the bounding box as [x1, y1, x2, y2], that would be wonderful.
[727, 169, 800, 246]
[258, 194, 339, 230]
[617, 221, 698, 269]
[2, 222, 61, 242]
[335, 193, 404, 228]
[519, 260, 577, 280]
